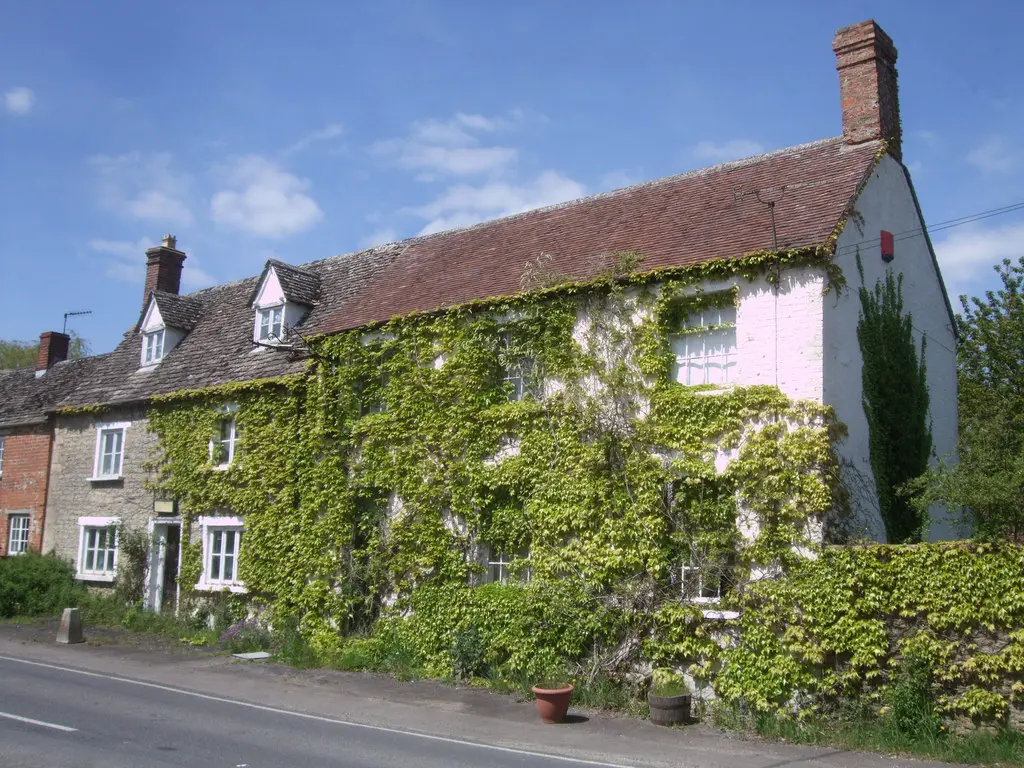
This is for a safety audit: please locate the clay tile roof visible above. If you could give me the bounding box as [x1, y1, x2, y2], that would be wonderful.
[319, 137, 882, 334]
[46, 137, 883, 411]
[249, 259, 321, 307]
[151, 291, 204, 331]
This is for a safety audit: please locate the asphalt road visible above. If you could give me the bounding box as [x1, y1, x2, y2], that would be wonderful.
[0, 656, 625, 768]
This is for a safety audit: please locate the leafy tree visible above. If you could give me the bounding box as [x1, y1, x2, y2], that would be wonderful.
[856, 261, 932, 543]
[911, 257, 1024, 540]
[0, 332, 90, 369]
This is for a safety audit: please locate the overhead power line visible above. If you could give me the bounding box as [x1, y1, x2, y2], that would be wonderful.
[835, 200, 1024, 255]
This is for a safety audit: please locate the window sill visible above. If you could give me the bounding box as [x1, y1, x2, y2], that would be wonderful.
[701, 609, 740, 621]
[194, 581, 247, 594]
[77, 571, 116, 583]
[210, 464, 232, 472]
[687, 596, 722, 605]
[87, 475, 123, 483]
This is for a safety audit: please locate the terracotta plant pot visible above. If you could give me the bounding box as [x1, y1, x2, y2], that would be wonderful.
[647, 691, 691, 726]
[531, 684, 574, 723]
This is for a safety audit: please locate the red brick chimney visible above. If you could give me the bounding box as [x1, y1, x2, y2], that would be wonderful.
[36, 331, 70, 372]
[833, 20, 901, 160]
[143, 234, 186, 309]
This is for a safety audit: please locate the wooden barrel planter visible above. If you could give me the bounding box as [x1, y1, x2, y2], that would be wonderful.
[647, 692, 692, 726]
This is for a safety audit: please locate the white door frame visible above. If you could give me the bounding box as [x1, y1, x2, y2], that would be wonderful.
[146, 518, 182, 614]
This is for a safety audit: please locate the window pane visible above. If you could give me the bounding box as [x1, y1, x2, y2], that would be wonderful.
[718, 306, 736, 326]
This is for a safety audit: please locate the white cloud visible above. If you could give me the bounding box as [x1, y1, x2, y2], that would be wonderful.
[90, 152, 193, 225]
[284, 123, 345, 156]
[372, 112, 519, 176]
[211, 155, 323, 238]
[359, 227, 399, 249]
[89, 237, 215, 289]
[966, 136, 1021, 173]
[933, 221, 1024, 302]
[415, 170, 586, 235]
[4, 86, 35, 115]
[691, 139, 765, 163]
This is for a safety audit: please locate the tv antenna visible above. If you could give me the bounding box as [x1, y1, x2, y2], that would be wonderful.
[735, 186, 788, 251]
[63, 310, 92, 334]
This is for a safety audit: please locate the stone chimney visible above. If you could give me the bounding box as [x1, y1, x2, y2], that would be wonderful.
[833, 20, 901, 160]
[36, 331, 70, 372]
[143, 234, 186, 309]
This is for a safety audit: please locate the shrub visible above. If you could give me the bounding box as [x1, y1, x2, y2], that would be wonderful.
[451, 625, 486, 681]
[886, 653, 941, 739]
[0, 553, 83, 618]
[113, 526, 150, 605]
[219, 617, 272, 653]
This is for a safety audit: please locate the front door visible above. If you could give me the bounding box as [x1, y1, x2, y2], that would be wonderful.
[147, 521, 182, 614]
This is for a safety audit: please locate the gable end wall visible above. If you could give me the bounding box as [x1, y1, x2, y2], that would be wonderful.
[823, 154, 959, 541]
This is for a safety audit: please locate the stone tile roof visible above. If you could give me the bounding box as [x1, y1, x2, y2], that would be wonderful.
[0, 356, 103, 428]
[264, 259, 320, 306]
[58, 244, 403, 409]
[152, 291, 203, 331]
[49, 137, 883, 411]
[319, 137, 882, 333]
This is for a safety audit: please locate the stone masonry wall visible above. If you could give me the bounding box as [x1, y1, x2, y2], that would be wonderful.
[42, 408, 159, 577]
[0, 426, 52, 556]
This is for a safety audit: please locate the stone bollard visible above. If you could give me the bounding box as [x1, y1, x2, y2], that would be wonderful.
[56, 607, 84, 644]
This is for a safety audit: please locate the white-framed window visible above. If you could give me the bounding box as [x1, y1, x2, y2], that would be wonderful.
[209, 405, 238, 469]
[679, 554, 730, 604]
[485, 546, 531, 584]
[142, 329, 165, 365]
[670, 305, 737, 386]
[91, 422, 129, 480]
[77, 516, 119, 581]
[0, 435, 5, 478]
[196, 516, 245, 592]
[498, 332, 539, 402]
[256, 305, 284, 343]
[7, 514, 29, 556]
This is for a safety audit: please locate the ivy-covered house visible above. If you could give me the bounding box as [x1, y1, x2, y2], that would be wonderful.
[30, 18, 956, 641]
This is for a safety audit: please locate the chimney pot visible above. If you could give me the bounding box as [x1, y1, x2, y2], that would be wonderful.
[833, 20, 902, 160]
[36, 331, 70, 372]
[143, 235, 186, 311]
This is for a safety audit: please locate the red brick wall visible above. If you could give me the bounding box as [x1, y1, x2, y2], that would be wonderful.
[833, 20, 901, 160]
[0, 426, 53, 556]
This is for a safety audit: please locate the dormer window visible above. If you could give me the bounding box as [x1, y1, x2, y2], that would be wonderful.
[138, 291, 200, 368]
[257, 305, 284, 343]
[249, 260, 319, 348]
[143, 329, 165, 365]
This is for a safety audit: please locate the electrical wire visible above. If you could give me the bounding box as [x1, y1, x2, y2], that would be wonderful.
[834, 200, 1024, 255]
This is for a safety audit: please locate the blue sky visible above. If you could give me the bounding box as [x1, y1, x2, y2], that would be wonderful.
[2, 1, 1022, 354]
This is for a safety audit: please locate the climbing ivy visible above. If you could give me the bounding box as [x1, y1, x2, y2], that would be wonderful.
[855, 253, 932, 542]
[646, 543, 1024, 726]
[145, 250, 842, 672]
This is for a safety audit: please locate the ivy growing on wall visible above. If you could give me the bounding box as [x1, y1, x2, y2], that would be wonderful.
[647, 543, 1024, 725]
[855, 254, 932, 542]
[146, 251, 842, 674]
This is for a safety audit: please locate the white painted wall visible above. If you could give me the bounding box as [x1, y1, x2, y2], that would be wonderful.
[823, 154, 960, 541]
[252, 266, 309, 342]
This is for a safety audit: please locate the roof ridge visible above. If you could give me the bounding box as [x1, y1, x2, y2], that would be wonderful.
[173, 139, 852, 305]
[390, 136, 850, 248]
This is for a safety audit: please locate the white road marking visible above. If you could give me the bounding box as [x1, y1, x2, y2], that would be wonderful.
[0, 709, 77, 732]
[0, 655, 633, 767]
